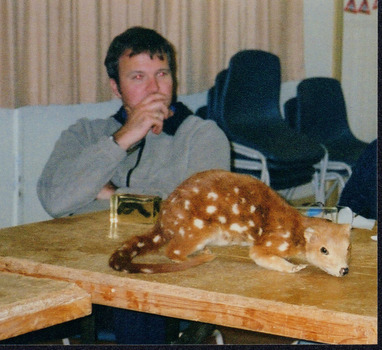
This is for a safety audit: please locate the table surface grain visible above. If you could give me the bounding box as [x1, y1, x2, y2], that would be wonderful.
[0, 272, 91, 340]
[0, 210, 377, 344]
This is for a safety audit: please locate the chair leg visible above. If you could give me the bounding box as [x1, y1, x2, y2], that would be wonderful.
[80, 314, 96, 344]
[172, 322, 216, 344]
[165, 318, 181, 343]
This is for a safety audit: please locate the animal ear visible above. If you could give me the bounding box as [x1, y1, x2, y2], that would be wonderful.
[304, 227, 317, 243]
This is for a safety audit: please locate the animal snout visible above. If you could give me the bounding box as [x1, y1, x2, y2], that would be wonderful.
[339, 267, 349, 276]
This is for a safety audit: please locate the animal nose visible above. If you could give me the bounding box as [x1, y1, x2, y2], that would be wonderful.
[340, 267, 349, 276]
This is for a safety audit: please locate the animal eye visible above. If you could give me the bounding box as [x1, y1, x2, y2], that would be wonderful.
[320, 247, 329, 255]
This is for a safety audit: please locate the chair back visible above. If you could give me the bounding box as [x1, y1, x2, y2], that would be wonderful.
[296, 77, 349, 140]
[222, 50, 281, 125]
[283, 97, 298, 129]
[204, 50, 326, 191]
[214, 50, 324, 164]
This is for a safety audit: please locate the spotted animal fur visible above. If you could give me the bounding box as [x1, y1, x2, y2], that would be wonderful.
[109, 170, 351, 276]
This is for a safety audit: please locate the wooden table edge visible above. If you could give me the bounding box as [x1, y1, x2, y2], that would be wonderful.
[0, 275, 91, 341]
[0, 256, 376, 344]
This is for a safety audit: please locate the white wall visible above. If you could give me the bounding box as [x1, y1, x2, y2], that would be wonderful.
[0, 110, 20, 227]
[304, 0, 335, 78]
[342, 9, 377, 142]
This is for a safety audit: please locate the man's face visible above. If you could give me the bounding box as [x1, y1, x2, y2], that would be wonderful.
[111, 51, 173, 109]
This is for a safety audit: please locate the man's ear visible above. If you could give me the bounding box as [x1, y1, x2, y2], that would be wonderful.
[109, 79, 122, 99]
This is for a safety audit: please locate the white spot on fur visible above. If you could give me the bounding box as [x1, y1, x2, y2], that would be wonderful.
[173, 250, 181, 255]
[234, 187, 239, 194]
[184, 200, 190, 210]
[177, 214, 184, 219]
[247, 234, 255, 241]
[305, 227, 315, 233]
[206, 205, 217, 214]
[141, 268, 153, 274]
[171, 197, 176, 203]
[281, 231, 290, 238]
[207, 192, 218, 200]
[258, 227, 263, 236]
[278, 242, 289, 251]
[153, 235, 161, 243]
[179, 228, 185, 236]
[131, 251, 138, 257]
[230, 223, 248, 233]
[250, 205, 256, 213]
[174, 220, 178, 226]
[192, 187, 199, 193]
[218, 216, 227, 224]
[266, 241, 272, 247]
[232, 203, 240, 215]
[137, 242, 145, 248]
[193, 219, 204, 229]
[241, 198, 246, 203]
[248, 220, 255, 227]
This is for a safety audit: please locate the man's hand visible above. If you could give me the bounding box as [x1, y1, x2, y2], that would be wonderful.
[96, 182, 117, 200]
[112, 93, 174, 150]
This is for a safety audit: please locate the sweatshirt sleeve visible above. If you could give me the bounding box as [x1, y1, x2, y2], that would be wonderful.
[37, 118, 127, 218]
[183, 118, 231, 177]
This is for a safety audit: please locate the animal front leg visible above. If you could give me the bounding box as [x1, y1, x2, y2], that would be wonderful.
[249, 246, 307, 273]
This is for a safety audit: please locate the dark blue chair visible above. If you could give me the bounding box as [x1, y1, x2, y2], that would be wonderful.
[294, 77, 368, 167]
[284, 77, 369, 202]
[283, 97, 298, 129]
[205, 50, 326, 194]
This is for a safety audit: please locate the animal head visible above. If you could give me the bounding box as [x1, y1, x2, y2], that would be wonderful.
[303, 219, 351, 277]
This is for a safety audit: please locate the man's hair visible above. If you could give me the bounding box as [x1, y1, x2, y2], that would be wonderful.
[104, 26, 177, 91]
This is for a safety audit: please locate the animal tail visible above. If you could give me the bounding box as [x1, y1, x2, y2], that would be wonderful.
[109, 225, 215, 273]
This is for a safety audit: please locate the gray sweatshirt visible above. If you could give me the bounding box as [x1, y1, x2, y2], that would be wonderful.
[37, 113, 230, 218]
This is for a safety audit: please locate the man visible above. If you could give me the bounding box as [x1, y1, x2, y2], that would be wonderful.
[38, 27, 230, 219]
[37, 27, 230, 344]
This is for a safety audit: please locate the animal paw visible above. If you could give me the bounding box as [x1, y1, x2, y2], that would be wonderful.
[291, 264, 308, 273]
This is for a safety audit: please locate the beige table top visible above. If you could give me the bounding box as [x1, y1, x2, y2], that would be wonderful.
[0, 272, 91, 340]
[0, 210, 377, 344]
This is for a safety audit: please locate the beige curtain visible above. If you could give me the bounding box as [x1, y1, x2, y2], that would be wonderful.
[0, 0, 304, 108]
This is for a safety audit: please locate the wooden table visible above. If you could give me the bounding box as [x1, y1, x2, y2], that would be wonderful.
[0, 272, 91, 340]
[0, 210, 377, 344]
